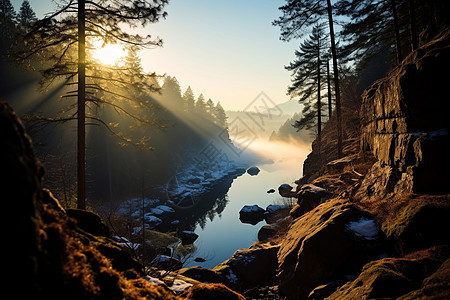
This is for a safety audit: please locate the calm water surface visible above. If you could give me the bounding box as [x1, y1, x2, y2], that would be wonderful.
[185, 142, 309, 269]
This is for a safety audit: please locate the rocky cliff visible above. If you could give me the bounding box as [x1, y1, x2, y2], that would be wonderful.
[273, 30, 450, 299]
[359, 29, 450, 198]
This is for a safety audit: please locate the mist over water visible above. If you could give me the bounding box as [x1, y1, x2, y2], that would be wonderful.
[184, 139, 310, 268]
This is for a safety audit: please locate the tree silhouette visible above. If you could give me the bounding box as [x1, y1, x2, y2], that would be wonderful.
[213, 102, 227, 128]
[195, 93, 208, 118]
[0, 0, 16, 53]
[182, 86, 195, 114]
[17, 0, 37, 33]
[286, 24, 330, 140]
[335, 0, 450, 67]
[274, 0, 344, 157]
[12, 0, 168, 209]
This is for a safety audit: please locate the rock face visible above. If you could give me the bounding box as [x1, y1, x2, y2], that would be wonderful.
[359, 29, 450, 198]
[277, 200, 383, 299]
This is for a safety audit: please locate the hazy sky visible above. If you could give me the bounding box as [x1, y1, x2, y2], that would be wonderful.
[12, 0, 300, 111]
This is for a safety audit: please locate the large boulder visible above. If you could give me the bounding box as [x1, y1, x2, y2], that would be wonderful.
[399, 257, 450, 299]
[327, 246, 449, 300]
[179, 230, 199, 245]
[177, 266, 226, 284]
[277, 200, 384, 299]
[213, 242, 280, 287]
[359, 29, 450, 197]
[377, 194, 450, 254]
[278, 183, 296, 198]
[246, 166, 260, 176]
[290, 184, 332, 219]
[66, 208, 110, 237]
[239, 205, 265, 225]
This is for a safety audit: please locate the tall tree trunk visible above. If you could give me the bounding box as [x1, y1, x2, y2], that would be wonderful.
[77, 0, 86, 210]
[317, 53, 322, 137]
[408, 0, 418, 51]
[326, 0, 343, 158]
[390, 0, 403, 63]
[327, 60, 332, 118]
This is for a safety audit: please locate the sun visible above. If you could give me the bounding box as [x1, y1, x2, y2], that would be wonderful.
[91, 40, 127, 66]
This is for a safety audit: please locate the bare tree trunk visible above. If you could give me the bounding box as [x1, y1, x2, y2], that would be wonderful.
[77, 0, 86, 210]
[408, 0, 418, 51]
[326, 0, 343, 158]
[390, 0, 403, 63]
[317, 50, 322, 137]
[327, 60, 332, 118]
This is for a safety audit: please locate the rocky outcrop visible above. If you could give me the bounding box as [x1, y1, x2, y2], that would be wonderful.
[327, 246, 449, 300]
[277, 200, 383, 299]
[359, 29, 450, 198]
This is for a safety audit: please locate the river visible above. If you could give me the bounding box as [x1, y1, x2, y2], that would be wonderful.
[183, 140, 310, 269]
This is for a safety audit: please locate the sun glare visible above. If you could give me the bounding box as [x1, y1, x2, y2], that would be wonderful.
[91, 41, 127, 66]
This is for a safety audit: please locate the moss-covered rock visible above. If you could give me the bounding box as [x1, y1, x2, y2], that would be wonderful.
[278, 199, 384, 299]
[327, 246, 449, 300]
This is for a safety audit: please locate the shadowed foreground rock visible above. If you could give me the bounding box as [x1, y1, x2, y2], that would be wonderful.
[0, 100, 247, 299]
[1, 100, 182, 299]
[277, 200, 383, 299]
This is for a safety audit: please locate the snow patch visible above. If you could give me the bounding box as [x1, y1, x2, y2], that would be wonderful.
[156, 205, 175, 213]
[170, 279, 193, 293]
[240, 205, 264, 213]
[346, 217, 379, 240]
[143, 275, 165, 285]
[225, 269, 238, 284]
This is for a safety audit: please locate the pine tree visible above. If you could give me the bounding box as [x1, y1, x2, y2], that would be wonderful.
[195, 93, 207, 117]
[206, 98, 215, 116]
[161, 76, 183, 111]
[335, 0, 450, 67]
[287, 24, 330, 138]
[274, 0, 343, 157]
[213, 102, 227, 128]
[0, 0, 16, 53]
[12, 0, 168, 209]
[17, 0, 37, 33]
[183, 86, 195, 114]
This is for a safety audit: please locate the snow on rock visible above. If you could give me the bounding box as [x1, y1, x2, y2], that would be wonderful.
[170, 279, 193, 293]
[156, 205, 175, 213]
[117, 198, 159, 215]
[143, 275, 165, 285]
[240, 205, 265, 214]
[112, 235, 140, 251]
[225, 269, 238, 284]
[266, 204, 289, 213]
[346, 217, 379, 240]
[143, 275, 192, 294]
[247, 166, 260, 176]
[149, 208, 165, 215]
[144, 214, 162, 227]
[171, 220, 180, 225]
